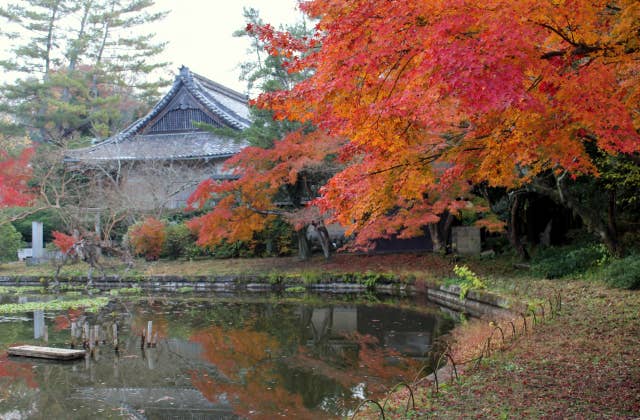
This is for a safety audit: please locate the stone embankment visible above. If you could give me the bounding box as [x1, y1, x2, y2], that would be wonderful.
[0, 274, 517, 316]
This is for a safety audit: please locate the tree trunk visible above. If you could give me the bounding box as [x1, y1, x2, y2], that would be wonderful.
[429, 212, 455, 254]
[441, 212, 455, 254]
[531, 176, 623, 257]
[44, 1, 61, 76]
[427, 224, 441, 253]
[509, 194, 530, 261]
[313, 221, 332, 260]
[63, 0, 92, 103]
[296, 228, 311, 260]
[607, 190, 621, 257]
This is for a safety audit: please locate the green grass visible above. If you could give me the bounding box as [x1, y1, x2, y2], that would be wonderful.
[0, 253, 453, 282]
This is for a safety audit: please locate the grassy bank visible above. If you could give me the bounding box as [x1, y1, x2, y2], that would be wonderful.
[0, 251, 535, 281]
[376, 279, 640, 418]
[0, 253, 460, 283]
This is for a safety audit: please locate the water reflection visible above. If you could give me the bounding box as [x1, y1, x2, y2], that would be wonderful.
[0, 294, 455, 418]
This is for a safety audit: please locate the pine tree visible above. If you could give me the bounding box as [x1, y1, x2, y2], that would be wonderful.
[0, 0, 169, 144]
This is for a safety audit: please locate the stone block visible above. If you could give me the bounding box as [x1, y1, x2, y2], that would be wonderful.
[452, 226, 481, 255]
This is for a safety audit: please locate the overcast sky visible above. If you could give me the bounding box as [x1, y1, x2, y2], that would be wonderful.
[0, 1, 302, 95]
[150, 0, 302, 93]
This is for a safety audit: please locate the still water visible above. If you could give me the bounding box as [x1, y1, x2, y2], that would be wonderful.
[0, 291, 456, 419]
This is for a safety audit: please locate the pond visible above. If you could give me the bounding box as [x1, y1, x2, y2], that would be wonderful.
[0, 290, 457, 419]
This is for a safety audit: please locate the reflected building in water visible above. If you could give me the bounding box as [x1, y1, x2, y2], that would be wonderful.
[302, 304, 445, 359]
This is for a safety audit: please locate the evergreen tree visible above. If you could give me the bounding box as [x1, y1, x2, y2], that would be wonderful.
[0, 0, 169, 144]
[234, 7, 312, 149]
[0, 221, 25, 262]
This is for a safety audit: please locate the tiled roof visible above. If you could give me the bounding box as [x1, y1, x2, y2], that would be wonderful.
[66, 131, 248, 161]
[66, 66, 250, 162]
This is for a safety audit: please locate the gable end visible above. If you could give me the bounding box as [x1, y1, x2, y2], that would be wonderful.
[143, 88, 228, 133]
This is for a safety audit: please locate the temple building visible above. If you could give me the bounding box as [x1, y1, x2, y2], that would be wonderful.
[66, 66, 250, 210]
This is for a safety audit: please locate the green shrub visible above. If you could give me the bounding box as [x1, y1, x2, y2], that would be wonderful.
[162, 223, 195, 259]
[531, 243, 608, 279]
[183, 243, 209, 259]
[301, 271, 322, 285]
[268, 272, 284, 285]
[210, 240, 251, 258]
[0, 222, 25, 262]
[620, 231, 640, 255]
[178, 217, 294, 259]
[600, 255, 640, 290]
[445, 265, 486, 299]
[253, 218, 295, 257]
[359, 271, 384, 290]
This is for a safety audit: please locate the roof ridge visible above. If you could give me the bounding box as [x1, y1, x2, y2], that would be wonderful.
[190, 70, 248, 101]
[180, 70, 250, 130]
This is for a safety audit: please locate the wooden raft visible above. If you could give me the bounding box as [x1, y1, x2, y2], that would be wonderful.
[7, 345, 86, 360]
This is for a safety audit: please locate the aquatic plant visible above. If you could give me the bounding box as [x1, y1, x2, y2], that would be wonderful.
[0, 297, 109, 314]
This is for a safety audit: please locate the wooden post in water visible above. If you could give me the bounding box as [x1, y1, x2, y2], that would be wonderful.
[71, 321, 77, 348]
[140, 330, 146, 349]
[83, 322, 90, 349]
[113, 323, 118, 351]
[146, 321, 153, 348]
[94, 325, 100, 346]
[89, 327, 95, 355]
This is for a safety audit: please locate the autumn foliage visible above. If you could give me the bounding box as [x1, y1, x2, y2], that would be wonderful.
[0, 147, 34, 207]
[52, 231, 78, 254]
[187, 130, 342, 248]
[128, 217, 166, 261]
[244, 0, 640, 247]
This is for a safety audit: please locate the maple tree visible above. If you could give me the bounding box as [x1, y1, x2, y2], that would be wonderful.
[0, 146, 34, 208]
[52, 230, 78, 254]
[188, 11, 342, 260]
[187, 130, 343, 259]
[128, 217, 166, 260]
[249, 0, 640, 251]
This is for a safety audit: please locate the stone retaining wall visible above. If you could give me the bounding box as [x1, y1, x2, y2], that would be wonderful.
[426, 284, 516, 318]
[0, 275, 517, 316]
[0, 275, 413, 294]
